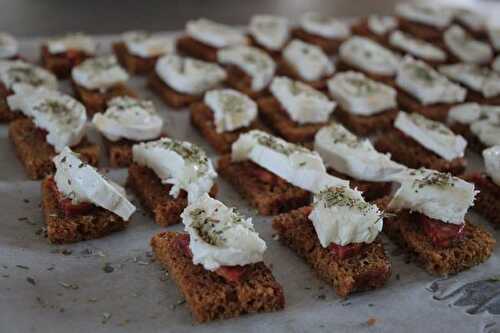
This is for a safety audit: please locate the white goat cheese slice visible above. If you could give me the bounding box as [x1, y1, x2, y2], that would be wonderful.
[182, 194, 266, 271]
[122, 31, 175, 58]
[443, 25, 492, 64]
[249, 15, 290, 51]
[299, 12, 351, 39]
[186, 18, 247, 48]
[282, 39, 334, 82]
[72, 55, 129, 91]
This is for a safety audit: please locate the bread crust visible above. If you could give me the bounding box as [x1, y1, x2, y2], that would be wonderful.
[147, 71, 201, 109]
[41, 45, 92, 79]
[112, 42, 159, 75]
[396, 89, 456, 123]
[334, 106, 398, 136]
[462, 173, 500, 227]
[291, 28, 345, 55]
[176, 35, 218, 62]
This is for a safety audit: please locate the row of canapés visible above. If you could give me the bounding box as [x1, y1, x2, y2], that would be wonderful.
[1, 2, 500, 323]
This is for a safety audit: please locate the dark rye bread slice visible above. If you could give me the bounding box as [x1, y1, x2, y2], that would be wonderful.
[190, 102, 266, 154]
[71, 80, 137, 116]
[335, 60, 395, 87]
[257, 96, 327, 143]
[217, 155, 311, 215]
[465, 89, 500, 106]
[9, 118, 99, 180]
[291, 28, 345, 55]
[449, 122, 485, 153]
[397, 88, 456, 122]
[102, 135, 164, 168]
[224, 65, 268, 99]
[397, 17, 445, 42]
[176, 35, 218, 62]
[350, 18, 392, 46]
[41, 177, 129, 244]
[277, 57, 329, 91]
[328, 168, 392, 202]
[272, 206, 391, 297]
[462, 173, 500, 227]
[126, 163, 218, 226]
[376, 196, 495, 276]
[40, 45, 91, 79]
[147, 71, 201, 109]
[0, 82, 23, 122]
[151, 231, 285, 323]
[334, 106, 399, 136]
[374, 129, 466, 175]
[112, 42, 159, 75]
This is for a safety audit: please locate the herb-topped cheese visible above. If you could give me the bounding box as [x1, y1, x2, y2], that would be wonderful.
[448, 103, 500, 147]
[204, 89, 257, 133]
[155, 54, 226, 95]
[132, 137, 217, 203]
[397, 57, 466, 105]
[396, 3, 453, 28]
[315, 122, 406, 182]
[483, 146, 500, 186]
[454, 8, 485, 32]
[309, 186, 383, 247]
[7, 87, 87, 152]
[53, 147, 136, 220]
[186, 18, 247, 48]
[0, 60, 57, 93]
[327, 71, 396, 116]
[339, 36, 400, 76]
[282, 39, 334, 82]
[443, 25, 492, 65]
[92, 96, 163, 142]
[72, 55, 129, 91]
[217, 45, 275, 92]
[367, 15, 398, 36]
[389, 168, 476, 224]
[395, 112, 467, 161]
[249, 15, 290, 51]
[122, 31, 175, 58]
[181, 194, 266, 271]
[0, 32, 18, 59]
[45, 33, 96, 55]
[389, 30, 447, 62]
[270, 76, 336, 124]
[232, 130, 348, 193]
[440, 63, 500, 98]
[299, 12, 351, 39]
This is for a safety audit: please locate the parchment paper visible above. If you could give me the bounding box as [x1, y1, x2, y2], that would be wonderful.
[1, 35, 499, 333]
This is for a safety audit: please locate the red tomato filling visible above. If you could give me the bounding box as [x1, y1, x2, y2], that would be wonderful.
[419, 214, 465, 248]
[328, 242, 364, 260]
[47, 177, 94, 217]
[176, 234, 248, 283]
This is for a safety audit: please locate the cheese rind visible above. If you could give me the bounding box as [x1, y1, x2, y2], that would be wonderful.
[367, 15, 398, 36]
[155, 54, 226, 95]
[299, 12, 351, 39]
[182, 194, 266, 271]
[46, 33, 96, 55]
[396, 3, 453, 28]
[217, 45, 275, 92]
[92, 96, 163, 142]
[439, 63, 500, 98]
[395, 112, 467, 161]
[122, 31, 175, 58]
[249, 15, 290, 51]
[339, 36, 400, 76]
[270, 76, 336, 124]
[0, 60, 57, 93]
[443, 25, 492, 64]
[282, 39, 334, 82]
[132, 138, 217, 203]
[327, 71, 396, 116]
[397, 57, 466, 105]
[314, 122, 406, 182]
[0, 32, 18, 59]
[72, 55, 129, 91]
[389, 168, 476, 224]
[186, 18, 247, 48]
[204, 89, 257, 133]
[389, 30, 446, 62]
[309, 186, 383, 247]
[232, 130, 348, 193]
[483, 146, 500, 186]
[7, 87, 87, 152]
[53, 147, 136, 220]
